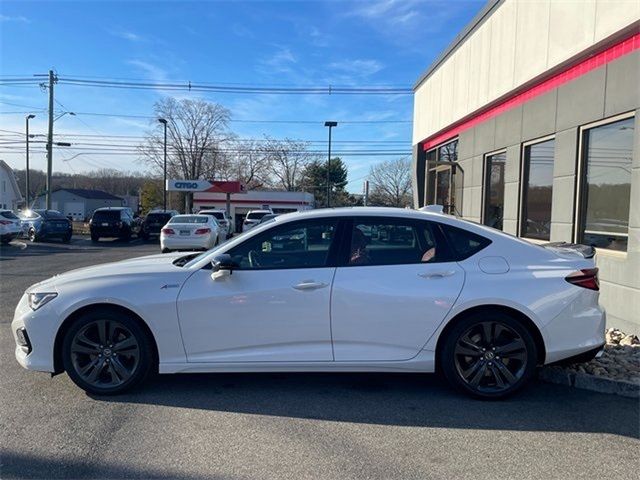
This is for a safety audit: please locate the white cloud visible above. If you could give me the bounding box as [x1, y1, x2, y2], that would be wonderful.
[328, 59, 384, 77]
[0, 14, 30, 23]
[126, 60, 168, 82]
[258, 46, 298, 75]
[109, 29, 145, 42]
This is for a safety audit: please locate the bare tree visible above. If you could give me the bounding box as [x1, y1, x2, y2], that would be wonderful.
[139, 97, 232, 211]
[261, 137, 316, 191]
[368, 157, 413, 207]
[218, 139, 272, 190]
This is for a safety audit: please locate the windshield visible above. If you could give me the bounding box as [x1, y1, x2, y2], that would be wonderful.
[41, 210, 68, 219]
[146, 213, 171, 223]
[169, 215, 208, 224]
[0, 211, 19, 220]
[247, 211, 269, 220]
[92, 210, 120, 221]
[201, 211, 224, 219]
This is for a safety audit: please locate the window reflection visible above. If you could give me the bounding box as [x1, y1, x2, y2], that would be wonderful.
[521, 139, 555, 240]
[483, 152, 506, 230]
[581, 117, 634, 251]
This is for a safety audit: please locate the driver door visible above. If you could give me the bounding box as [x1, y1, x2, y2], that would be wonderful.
[176, 218, 340, 363]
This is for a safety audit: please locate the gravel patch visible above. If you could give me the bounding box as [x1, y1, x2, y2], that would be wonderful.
[540, 329, 640, 398]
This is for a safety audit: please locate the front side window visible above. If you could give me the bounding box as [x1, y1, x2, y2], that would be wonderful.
[521, 139, 555, 240]
[347, 218, 446, 266]
[579, 116, 634, 251]
[483, 151, 506, 230]
[228, 219, 338, 270]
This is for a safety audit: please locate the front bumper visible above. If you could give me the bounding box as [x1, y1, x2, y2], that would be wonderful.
[11, 293, 57, 373]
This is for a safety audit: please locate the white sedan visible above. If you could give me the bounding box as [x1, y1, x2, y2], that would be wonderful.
[12, 207, 605, 399]
[160, 214, 220, 253]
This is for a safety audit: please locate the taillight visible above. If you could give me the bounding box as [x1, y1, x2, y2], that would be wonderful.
[194, 228, 211, 235]
[565, 268, 599, 291]
[162, 228, 175, 235]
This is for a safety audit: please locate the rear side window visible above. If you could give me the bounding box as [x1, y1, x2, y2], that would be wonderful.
[346, 218, 448, 266]
[43, 210, 66, 219]
[439, 223, 491, 260]
[1, 211, 18, 219]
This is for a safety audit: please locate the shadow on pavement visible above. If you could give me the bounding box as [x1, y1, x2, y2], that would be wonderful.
[0, 451, 226, 480]
[97, 371, 640, 439]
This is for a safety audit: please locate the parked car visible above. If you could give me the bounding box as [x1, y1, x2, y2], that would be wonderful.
[12, 207, 605, 398]
[242, 209, 272, 232]
[258, 213, 279, 224]
[141, 210, 179, 240]
[198, 209, 232, 239]
[0, 209, 22, 244]
[160, 214, 220, 253]
[89, 207, 140, 242]
[18, 209, 73, 243]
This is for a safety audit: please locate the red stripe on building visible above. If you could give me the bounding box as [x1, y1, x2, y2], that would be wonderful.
[194, 199, 312, 205]
[422, 32, 640, 151]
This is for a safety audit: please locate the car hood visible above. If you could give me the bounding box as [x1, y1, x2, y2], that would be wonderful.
[29, 251, 195, 292]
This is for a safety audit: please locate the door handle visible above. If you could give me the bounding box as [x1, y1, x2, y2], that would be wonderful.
[418, 270, 456, 279]
[293, 281, 328, 291]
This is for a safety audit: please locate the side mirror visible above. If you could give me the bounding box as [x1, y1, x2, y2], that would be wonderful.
[211, 254, 237, 280]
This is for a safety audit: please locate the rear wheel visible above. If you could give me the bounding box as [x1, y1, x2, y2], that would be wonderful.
[62, 234, 72, 243]
[62, 309, 154, 395]
[28, 229, 38, 242]
[441, 311, 537, 399]
[91, 234, 99, 243]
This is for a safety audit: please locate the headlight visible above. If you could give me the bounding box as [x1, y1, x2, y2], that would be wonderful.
[28, 292, 57, 311]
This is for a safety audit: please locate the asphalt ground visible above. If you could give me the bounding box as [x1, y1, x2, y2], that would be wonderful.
[1, 237, 639, 479]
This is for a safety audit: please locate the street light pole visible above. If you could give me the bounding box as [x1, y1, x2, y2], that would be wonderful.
[158, 118, 168, 211]
[324, 121, 337, 208]
[25, 114, 35, 207]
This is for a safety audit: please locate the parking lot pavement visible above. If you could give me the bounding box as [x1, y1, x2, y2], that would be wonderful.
[1, 241, 638, 480]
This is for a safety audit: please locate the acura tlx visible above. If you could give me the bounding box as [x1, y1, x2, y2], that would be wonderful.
[12, 207, 605, 399]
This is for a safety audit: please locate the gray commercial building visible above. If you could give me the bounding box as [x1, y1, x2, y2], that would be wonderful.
[32, 188, 124, 221]
[412, 0, 639, 333]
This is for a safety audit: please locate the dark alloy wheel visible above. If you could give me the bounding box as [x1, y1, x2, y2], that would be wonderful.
[441, 312, 537, 399]
[28, 229, 38, 242]
[62, 309, 154, 395]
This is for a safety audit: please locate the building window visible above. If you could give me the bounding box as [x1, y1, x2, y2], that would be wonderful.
[483, 151, 506, 230]
[425, 139, 462, 215]
[520, 138, 555, 240]
[578, 116, 634, 251]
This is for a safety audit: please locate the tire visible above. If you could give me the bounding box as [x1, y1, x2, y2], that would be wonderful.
[141, 232, 149, 241]
[161, 248, 170, 253]
[62, 308, 154, 395]
[440, 311, 537, 400]
[62, 235, 72, 244]
[28, 229, 38, 242]
[91, 234, 99, 243]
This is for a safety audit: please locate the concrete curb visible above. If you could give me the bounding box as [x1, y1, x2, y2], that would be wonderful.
[538, 367, 640, 399]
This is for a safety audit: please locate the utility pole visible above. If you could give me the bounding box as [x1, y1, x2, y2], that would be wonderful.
[45, 70, 55, 210]
[363, 180, 369, 206]
[158, 118, 168, 211]
[25, 114, 35, 207]
[324, 121, 337, 208]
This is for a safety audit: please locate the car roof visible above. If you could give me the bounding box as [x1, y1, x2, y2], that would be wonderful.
[94, 207, 127, 211]
[247, 209, 272, 213]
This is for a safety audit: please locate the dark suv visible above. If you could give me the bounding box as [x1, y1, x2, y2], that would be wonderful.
[141, 210, 178, 240]
[89, 207, 140, 242]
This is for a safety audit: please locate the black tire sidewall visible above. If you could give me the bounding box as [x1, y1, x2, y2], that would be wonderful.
[441, 311, 537, 400]
[62, 309, 154, 395]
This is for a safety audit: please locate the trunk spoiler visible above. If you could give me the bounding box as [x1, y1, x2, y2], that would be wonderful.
[541, 241, 595, 259]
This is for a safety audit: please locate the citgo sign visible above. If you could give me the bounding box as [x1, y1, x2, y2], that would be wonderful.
[166, 180, 213, 192]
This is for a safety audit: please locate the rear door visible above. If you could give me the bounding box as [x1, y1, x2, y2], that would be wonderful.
[331, 217, 465, 361]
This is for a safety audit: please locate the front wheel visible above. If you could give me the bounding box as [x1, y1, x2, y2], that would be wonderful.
[62, 309, 154, 395]
[440, 312, 537, 399]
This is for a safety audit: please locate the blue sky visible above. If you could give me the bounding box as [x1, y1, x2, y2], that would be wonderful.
[0, 0, 483, 192]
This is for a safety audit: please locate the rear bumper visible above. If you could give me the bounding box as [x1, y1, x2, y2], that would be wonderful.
[548, 343, 605, 366]
[91, 227, 124, 237]
[161, 235, 215, 250]
[541, 291, 606, 364]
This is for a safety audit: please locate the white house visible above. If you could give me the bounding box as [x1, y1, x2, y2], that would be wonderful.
[0, 160, 23, 210]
